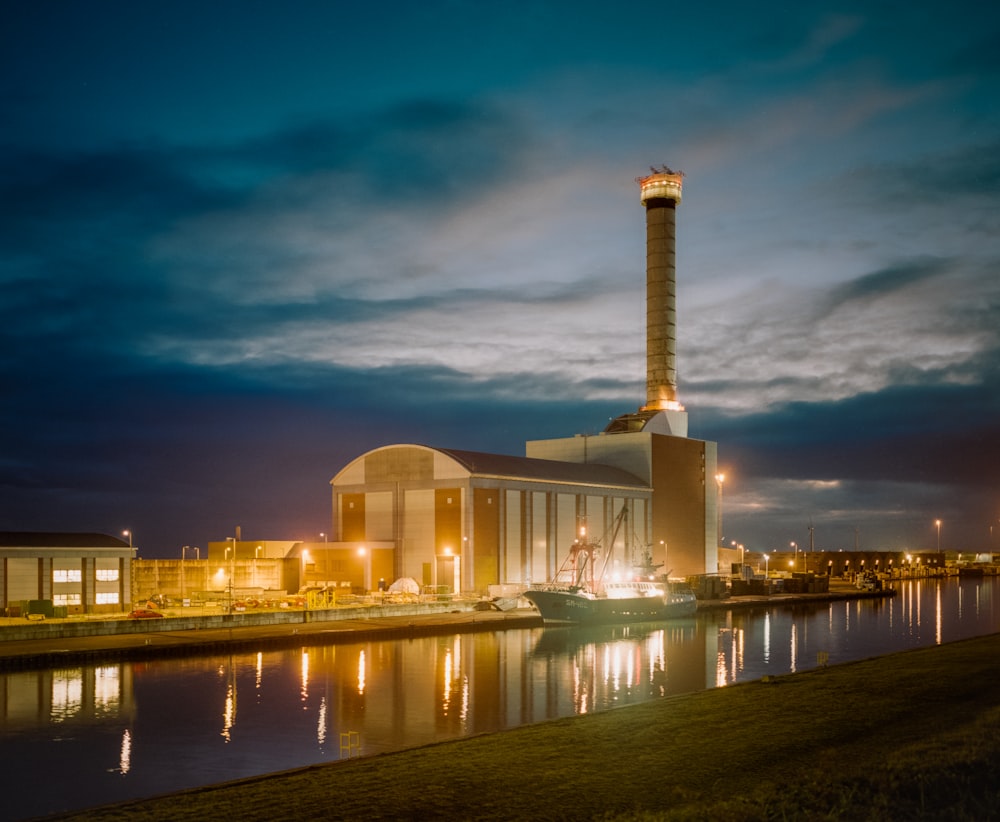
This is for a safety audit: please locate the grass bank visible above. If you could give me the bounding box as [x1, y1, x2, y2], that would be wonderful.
[48, 633, 1000, 821]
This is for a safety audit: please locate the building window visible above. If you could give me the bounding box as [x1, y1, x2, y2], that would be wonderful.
[96, 569, 120, 582]
[53, 594, 82, 606]
[53, 569, 82, 583]
[96, 592, 120, 605]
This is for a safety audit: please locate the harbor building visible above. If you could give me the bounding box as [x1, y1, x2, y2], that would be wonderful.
[0, 532, 135, 617]
[330, 445, 652, 594]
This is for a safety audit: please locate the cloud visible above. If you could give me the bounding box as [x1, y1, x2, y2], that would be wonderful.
[3, 2, 1000, 556]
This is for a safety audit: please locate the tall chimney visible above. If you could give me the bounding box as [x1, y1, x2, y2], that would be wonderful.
[637, 168, 684, 412]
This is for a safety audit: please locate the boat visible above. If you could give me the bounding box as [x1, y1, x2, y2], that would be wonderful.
[523, 506, 697, 626]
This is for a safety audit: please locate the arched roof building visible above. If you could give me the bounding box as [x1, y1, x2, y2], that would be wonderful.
[330, 444, 652, 594]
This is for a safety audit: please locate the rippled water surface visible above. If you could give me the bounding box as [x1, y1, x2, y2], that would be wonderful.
[2, 576, 997, 819]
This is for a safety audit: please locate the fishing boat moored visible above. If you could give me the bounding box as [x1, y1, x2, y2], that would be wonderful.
[523, 506, 696, 626]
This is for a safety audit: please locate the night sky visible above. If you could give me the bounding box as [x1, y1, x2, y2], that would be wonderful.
[3, 2, 998, 558]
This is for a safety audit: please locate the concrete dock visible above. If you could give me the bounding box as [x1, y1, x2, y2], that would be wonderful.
[0, 579, 893, 670]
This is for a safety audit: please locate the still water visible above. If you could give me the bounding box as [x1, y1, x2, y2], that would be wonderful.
[3, 576, 998, 819]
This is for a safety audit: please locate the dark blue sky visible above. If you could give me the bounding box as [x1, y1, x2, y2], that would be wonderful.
[2, 2, 998, 558]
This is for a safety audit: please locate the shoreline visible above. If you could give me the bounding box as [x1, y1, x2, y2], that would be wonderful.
[0, 580, 893, 671]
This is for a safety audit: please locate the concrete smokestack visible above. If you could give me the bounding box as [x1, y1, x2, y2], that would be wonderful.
[637, 168, 684, 412]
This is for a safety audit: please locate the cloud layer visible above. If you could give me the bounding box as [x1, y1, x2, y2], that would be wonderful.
[2, 2, 998, 555]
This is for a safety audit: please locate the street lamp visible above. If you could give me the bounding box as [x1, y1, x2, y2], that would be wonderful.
[225, 537, 236, 613]
[763, 553, 770, 577]
[123, 530, 135, 611]
[935, 519, 941, 553]
[791, 541, 798, 572]
[715, 473, 725, 546]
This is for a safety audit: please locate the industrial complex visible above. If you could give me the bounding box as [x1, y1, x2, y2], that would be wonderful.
[9, 170, 974, 618]
[324, 167, 718, 594]
[1, 168, 721, 613]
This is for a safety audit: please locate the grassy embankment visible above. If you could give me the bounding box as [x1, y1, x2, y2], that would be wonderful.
[48, 633, 1000, 821]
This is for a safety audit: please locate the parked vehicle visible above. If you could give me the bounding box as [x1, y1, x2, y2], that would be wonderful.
[128, 608, 165, 619]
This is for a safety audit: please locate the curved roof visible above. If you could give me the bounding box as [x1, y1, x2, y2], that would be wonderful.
[332, 443, 649, 491]
[435, 447, 647, 489]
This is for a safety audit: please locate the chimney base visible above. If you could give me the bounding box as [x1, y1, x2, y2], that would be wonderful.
[604, 409, 688, 437]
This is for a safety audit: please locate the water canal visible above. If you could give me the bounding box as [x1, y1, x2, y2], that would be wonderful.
[3, 576, 998, 819]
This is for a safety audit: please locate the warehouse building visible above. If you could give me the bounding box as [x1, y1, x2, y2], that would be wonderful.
[0, 532, 135, 617]
[330, 445, 654, 594]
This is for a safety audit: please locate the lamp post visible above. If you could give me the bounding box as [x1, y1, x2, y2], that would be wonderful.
[791, 542, 798, 572]
[123, 530, 135, 611]
[225, 537, 236, 613]
[763, 553, 770, 577]
[935, 519, 941, 553]
[715, 473, 725, 546]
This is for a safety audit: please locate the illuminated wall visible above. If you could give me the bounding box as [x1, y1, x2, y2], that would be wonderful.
[330, 445, 651, 594]
[0, 535, 134, 615]
[527, 431, 718, 577]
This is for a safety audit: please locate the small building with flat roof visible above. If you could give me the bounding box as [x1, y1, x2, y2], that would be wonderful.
[0, 531, 135, 616]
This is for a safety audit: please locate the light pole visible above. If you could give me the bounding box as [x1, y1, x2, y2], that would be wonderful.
[225, 537, 236, 613]
[715, 473, 725, 546]
[123, 530, 135, 610]
[763, 553, 770, 577]
[732, 541, 745, 576]
[791, 542, 799, 572]
[935, 519, 941, 553]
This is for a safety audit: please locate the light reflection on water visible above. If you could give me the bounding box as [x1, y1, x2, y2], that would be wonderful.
[2, 576, 998, 819]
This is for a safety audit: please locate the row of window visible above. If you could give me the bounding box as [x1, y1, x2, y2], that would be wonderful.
[53, 569, 120, 583]
[53, 593, 119, 605]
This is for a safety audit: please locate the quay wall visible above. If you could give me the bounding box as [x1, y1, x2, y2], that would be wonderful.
[0, 601, 478, 643]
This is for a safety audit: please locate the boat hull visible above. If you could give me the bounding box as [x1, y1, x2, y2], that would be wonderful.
[524, 588, 697, 626]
